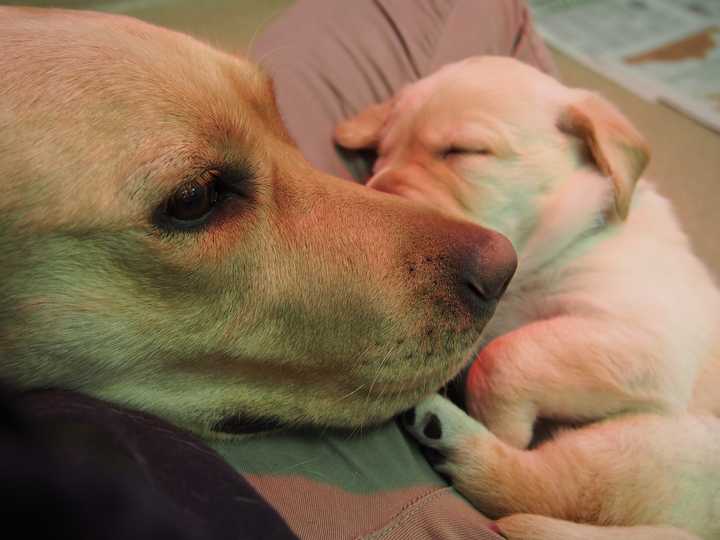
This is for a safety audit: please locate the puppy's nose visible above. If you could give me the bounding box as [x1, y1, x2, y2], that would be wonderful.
[452, 226, 517, 315]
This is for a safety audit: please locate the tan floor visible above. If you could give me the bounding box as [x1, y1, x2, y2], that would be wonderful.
[13, 0, 720, 281]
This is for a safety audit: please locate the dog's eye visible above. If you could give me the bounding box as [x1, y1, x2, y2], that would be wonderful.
[166, 172, 219, 224]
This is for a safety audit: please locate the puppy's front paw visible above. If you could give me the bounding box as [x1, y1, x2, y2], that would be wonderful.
[467, 360, 538, 449]
[404, 395, 517, 513]
[403, 394, 488, 469]
[476, 401, 537, 450]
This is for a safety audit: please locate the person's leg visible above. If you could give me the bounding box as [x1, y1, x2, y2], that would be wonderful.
[250, 0, 557, 180]
[3, 388, 297, 540]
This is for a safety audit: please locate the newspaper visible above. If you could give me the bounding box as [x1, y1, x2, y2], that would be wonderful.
[528, 0, 720, 133]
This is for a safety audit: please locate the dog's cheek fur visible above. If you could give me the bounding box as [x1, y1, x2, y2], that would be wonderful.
[0, 231, 222, 384]
[0, 209, 478, 434]
[0, 225, 346, 431]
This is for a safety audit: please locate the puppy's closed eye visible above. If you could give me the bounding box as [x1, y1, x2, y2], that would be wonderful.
[440, 147, 492, 159]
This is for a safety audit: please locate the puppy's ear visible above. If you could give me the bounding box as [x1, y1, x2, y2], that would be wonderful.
[558, 92, 650, 220]
[334, 100, 393, 149]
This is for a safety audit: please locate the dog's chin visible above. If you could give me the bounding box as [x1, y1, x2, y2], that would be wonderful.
[323, 331, 482, 426]
[210, 333, 481, 437]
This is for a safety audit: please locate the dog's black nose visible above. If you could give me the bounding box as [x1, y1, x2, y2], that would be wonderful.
[455, 226, 517, 315]
[465, 230, 516, 301]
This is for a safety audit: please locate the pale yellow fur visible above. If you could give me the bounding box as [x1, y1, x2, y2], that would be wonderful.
[0, 10, 517, 438]
[337, 56, 720, 539]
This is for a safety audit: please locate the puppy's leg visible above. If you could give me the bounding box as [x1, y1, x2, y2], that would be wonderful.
[467, 316, 692, 449]
[496, 514, 701, 540]
[405, 394, 585, 520]
[405, 396, 717, 539]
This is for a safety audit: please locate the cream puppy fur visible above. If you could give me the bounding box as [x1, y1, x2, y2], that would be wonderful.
[0, 10, 518, 438]
[336, 57, 720, 539]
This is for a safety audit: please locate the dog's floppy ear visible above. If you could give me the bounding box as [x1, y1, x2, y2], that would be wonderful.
[558, 91, 650, 220]
[334, 100, 393, 149]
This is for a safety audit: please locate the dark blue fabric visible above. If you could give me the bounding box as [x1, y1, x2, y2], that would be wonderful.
[0, 387, 298, 540]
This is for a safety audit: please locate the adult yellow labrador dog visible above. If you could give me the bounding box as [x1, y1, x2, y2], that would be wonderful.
[0, 9, 517, 438]
[336, 57, 720, 539]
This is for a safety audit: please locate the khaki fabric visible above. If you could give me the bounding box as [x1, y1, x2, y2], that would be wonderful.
[212, 421, 499, 540]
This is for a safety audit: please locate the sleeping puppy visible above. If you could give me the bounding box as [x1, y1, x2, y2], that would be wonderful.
[0, 9, 518, 438]
[335, 56, 720, 539]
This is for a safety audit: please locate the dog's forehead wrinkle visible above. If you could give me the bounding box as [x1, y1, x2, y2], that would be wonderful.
[124, 150, 215, 204]
[123, 117, 274, 208]
[1, 10, 264, 127]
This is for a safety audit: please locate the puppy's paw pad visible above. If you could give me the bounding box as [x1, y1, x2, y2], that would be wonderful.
[422, 413, 442, 440]
[403, 402, 449, 450]
[404, 394, 484, 450]
[408, 409, 451, 452]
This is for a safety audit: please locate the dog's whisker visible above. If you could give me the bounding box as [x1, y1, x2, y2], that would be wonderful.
[338, 384, 366, 402]
[409, 355, 423, 388]
[365, 345, 393, 397]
